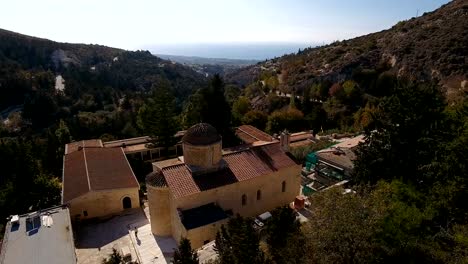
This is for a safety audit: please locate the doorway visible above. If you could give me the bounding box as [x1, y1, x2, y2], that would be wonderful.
[123, 197, 132, 209]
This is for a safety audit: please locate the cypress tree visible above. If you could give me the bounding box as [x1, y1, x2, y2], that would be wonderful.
[173, 238, 199, 264]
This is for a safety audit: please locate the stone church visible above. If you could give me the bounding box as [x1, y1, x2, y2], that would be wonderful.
[146, 123, 301, 248]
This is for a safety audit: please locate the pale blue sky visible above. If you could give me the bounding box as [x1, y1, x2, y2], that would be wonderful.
[1, 0, 450, 51]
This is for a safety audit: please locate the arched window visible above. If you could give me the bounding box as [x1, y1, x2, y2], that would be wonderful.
[282, 181, 286, 192]
[242, 194, 247, 206]
[257, 190, 262, 200]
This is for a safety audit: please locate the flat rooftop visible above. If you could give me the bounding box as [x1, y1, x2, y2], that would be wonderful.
[0, 205, 77, 264]
[102, 136, 151, 148]
[180, 203, 230, 230]
[333, 135, 364, 149]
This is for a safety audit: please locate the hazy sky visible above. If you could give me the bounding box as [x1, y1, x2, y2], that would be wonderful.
[1, 0, 449, 51]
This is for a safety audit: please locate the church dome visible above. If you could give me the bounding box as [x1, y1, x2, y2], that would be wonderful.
[182, 123, 221, 145]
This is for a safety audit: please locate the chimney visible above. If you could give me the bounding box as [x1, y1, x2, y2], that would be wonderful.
[280, 130, 290, 152]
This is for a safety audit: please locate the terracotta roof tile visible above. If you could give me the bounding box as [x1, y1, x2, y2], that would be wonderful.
[62, 151, 89, 203]
[62, 147, 139, 203]
[162, 142, 296, 198]
[290, 132, 313, 142]
[236, 125, 275, 144]
[65, 139, 103, 154]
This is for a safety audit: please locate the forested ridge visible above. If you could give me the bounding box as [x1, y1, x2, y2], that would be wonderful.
[226, 0, 467, 100]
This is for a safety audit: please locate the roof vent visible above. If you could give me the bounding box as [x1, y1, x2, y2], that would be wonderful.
[10, 215, 19, 224]
[41, 214, 54, 227]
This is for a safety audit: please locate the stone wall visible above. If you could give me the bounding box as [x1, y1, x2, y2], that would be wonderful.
[68, 188, 139, 219]
[182, 141, 222, 169]
[158, 164, 301, 248]
[186, 219, 229, 248]
[147, 185, 172, 236]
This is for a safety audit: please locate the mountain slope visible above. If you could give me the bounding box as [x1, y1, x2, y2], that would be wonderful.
[0, 29, 206, 109]
[227, 0, 467, 99]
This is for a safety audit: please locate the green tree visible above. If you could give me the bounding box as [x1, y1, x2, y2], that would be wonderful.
[266, 206, 305, 264]
[266, 108, 304, 134]
[173, 238, 199, 264]
[215, 215, 268, 264]
[22, 90, 58, 128]
[310, 81, 331, 100]
[224, 84, 241, 105]
[0, 138, 61, 234]
[204, 74, 232, 135]
[242, 110, 268, 130]
[182, 75, 231, 137]
[353, 82, 446, 187]
[232, 96, 251, 125]
[301, 86, 312, 114]
[181, 92, 205, 128]
[137, 82, 179, 149]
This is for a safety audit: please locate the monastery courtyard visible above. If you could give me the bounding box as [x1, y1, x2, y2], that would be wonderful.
[75, 205, 177, 264]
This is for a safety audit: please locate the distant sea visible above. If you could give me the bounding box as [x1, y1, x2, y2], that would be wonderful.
[143, 42, 319, 61]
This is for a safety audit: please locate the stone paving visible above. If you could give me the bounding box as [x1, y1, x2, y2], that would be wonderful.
[75, 208, 144, 264]
[129, 224, 177, 264]
[75, 206, 177, 264]
[197, 240, 218, 263]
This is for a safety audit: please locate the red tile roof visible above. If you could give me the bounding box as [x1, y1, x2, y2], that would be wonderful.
[65, 140, 103, 154]
[62, 147, 139, 203]
[290, 132, 313, 142]
[161, 142, 297, 198]
[235, 125, 275, 144]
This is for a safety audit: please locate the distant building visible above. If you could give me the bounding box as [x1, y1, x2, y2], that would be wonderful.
[66, 133, 185, 162]
[103, 133, 185, 161]
[314, 135, 364, 178]
[146, 123, 301, 248]
[0, 205, 77, 264]
[302, 135, 364, 195]
[62, 144, 140, 220]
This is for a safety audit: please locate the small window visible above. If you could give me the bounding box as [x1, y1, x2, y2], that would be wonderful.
[282, 181, 286, 192]
[242, 194, 247, 206]
[257, 190, 261, 200]
[83, 210, 88, 217]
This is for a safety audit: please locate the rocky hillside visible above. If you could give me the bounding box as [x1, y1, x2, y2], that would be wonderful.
[227, 0, 467, 99]
[0, 28, 206, 109]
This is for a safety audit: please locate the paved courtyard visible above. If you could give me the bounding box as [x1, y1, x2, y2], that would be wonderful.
[75, 207, 177, 264]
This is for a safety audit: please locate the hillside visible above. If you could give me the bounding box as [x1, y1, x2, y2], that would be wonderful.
[0, 28, 206, 109]
[226, 0, 467, 100]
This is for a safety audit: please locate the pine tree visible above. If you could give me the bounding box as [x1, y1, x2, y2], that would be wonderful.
[214, 226, 234, 264]
[266, 206, 305, 263]
[137, 81, 179, 150]
[205, 74, 231, 135]
[214, 215, 268, 264]
[353, 82, 446, 187]
[173, 238, 199, 264]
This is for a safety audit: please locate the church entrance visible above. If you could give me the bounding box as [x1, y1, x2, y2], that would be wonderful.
[123, 197, 132, 209]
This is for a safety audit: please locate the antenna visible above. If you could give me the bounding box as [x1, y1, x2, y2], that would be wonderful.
[416, 9, 419, 17]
